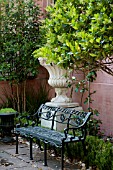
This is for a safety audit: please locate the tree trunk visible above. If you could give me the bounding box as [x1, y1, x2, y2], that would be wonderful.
[16, 84, 20, 113]
[23, 80, 26, 112]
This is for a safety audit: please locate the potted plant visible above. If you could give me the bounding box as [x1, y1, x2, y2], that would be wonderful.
[33, 0, 113, 76]
[0, 108, 17, 114]
[0, 108, 17, 142]
[33, 0, 113, 137]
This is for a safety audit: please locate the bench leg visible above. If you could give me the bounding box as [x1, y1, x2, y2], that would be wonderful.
[82, 140, 86, 155]
[37, 139, 43, 151]
[61, 144, 64, 170]
[43, 142, 47, 166]
[30, 137, 33, 160]
[15, 133, 19, 154]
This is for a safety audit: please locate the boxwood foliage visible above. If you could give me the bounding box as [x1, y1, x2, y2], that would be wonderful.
[34, 0, 113, 75]
[64, 136, 113, 170]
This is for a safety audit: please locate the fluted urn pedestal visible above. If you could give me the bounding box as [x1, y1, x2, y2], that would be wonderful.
[38, 57, 82, 130]
[39, 57, 81, 108]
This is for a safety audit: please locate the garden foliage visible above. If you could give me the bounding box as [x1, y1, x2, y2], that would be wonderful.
[65, 136, 113, 170]
[0, 0, 43, 82]
[34, 0, 113, 75]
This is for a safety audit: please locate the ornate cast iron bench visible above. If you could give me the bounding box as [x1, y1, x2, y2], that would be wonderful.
[15, 104, 92, 170]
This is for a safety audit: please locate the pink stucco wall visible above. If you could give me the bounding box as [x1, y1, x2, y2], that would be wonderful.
[89, 71, 113, 136]
[0, 81, 11, 106]
[35, 0, 48, 14]
[0, 66, 55, 107]
[71, 71, 113, 137]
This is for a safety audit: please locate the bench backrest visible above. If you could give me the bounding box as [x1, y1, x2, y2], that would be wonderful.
[34, 104, 92, 131]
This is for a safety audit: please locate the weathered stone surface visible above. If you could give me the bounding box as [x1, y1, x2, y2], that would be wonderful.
[0, 140, 79, 170]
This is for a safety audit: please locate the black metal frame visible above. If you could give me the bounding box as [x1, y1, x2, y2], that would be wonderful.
[15, 104, 92, 170]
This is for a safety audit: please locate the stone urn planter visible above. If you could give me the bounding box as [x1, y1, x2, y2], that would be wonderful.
[38, 57, 79, 107]
[38, 58, 82, 130]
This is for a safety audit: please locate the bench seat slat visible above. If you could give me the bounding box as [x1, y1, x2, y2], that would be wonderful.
[15, 126, 82, 146]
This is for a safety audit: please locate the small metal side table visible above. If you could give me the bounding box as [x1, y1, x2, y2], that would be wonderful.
[0, 112, 17, 142]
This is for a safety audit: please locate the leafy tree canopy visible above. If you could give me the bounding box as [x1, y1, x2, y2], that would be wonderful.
[0, 0, 44, 83]
[34, 0, 113, 75]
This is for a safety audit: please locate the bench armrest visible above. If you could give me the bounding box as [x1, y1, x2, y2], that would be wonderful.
[64, 126, 86, 140]
[63, 111, 92, 140]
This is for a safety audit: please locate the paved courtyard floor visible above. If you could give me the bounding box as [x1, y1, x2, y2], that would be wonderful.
[0, 138, 80, 170]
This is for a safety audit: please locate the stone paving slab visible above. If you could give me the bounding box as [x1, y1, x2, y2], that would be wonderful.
[0, 141, 79, 170]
